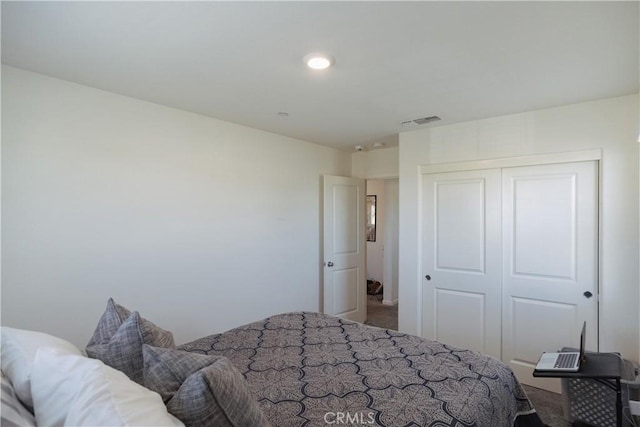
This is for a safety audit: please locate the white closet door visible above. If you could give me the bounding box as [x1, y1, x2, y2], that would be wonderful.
[502, 161, 598, 392]
[422, 169, 502, 358]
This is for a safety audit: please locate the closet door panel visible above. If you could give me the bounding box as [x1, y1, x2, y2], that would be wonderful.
[502, 161, 598, 392]
[421, 169, 502, 358]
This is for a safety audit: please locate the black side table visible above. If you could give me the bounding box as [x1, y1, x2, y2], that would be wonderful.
[533, 352, 623, 427]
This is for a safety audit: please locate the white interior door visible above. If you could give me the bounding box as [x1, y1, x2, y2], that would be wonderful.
[323, 175, 366, 323]
[422, 169, 502, 358]
[502, 161, 598, 392]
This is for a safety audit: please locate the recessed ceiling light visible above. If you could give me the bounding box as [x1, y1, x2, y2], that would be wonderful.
[304, 53, 334, 70]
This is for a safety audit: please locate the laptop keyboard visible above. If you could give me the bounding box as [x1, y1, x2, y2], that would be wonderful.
[556, 353, 578, 368]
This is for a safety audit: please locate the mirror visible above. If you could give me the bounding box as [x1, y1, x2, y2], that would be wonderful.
[366, 195, 376, 242]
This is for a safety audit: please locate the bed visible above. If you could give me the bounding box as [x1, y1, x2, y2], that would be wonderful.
[179, 311, 544, 427]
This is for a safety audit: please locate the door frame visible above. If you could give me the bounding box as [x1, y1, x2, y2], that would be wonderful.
[417, 149, 602, 341]
[365, 178, 400, 307]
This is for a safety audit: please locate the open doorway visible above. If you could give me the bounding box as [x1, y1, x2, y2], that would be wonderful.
[365, 178, 399, 330]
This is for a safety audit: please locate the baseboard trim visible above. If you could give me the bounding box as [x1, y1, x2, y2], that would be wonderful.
[381, 299, 398, 306]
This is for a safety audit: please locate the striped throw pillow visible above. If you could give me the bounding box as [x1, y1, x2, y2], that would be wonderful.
[1, 371, 35, 427]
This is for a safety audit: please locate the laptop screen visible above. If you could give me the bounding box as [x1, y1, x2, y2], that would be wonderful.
[579, 321, 586, 363]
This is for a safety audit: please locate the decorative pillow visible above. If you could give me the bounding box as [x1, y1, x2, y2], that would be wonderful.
[86, 298, 132, 347]
[142, 345, 270, 427]
[1, 372, 36, 427]
[0, 326, 82, 411]
[86, 298, 174, 349]
[87, 311, 175, 384]
[142, 344, 218, 403]
[30, 346, 184, 427]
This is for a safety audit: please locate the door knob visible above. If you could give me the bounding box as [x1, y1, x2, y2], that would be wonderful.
[583, 291, 593, 298]
[327, 261, 334, 267]
[425, 274, 431, 281]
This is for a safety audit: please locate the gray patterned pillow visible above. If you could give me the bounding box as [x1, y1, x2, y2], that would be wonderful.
[142, 345, 270, 427]
[86, 311, 175, 384]
[86, 298, 132, 347]
[86, 298, 174, 348]
[1, 372, 36, 427]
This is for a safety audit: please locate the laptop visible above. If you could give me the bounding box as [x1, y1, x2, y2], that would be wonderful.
[534, 321, 586, 372]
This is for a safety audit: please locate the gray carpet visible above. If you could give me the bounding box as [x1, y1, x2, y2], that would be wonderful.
[365, 295, 398, 330]
[365, 299, 571, 427]
[523, 385, 570, 427]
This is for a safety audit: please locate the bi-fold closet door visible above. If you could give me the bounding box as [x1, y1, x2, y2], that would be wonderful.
[421, 161, 598, 390]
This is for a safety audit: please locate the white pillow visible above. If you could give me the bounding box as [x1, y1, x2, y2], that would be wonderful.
[31, 347, 184, 427]
[0, 326, 82, 410]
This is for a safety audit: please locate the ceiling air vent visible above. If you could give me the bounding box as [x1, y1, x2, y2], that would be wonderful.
[402, 116, 441, 126]
[407, 116, 441, 125]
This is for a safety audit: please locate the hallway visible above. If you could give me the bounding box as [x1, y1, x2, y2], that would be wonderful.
[365, 295, 398, 330]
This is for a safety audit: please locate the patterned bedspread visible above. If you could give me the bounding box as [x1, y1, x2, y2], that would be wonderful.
[179, 312, 543, 427]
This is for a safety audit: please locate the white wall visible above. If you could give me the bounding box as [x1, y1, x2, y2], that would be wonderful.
[353, 149, 400, 305]
[1, 66, 351, 347]
[364, 179, 399, 306]
[382, 179, 399, 305]
[351, 147, 399, 179]
[399, 94, 640, 363]
[365, 180, 385, 284]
